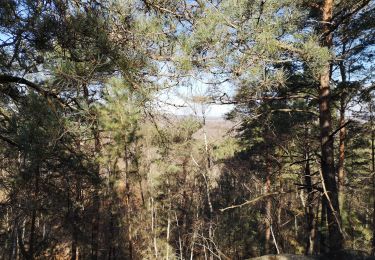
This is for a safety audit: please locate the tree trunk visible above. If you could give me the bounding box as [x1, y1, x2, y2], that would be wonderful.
[18, 223, 30, 260]
[71, 205, 79, 260]
[29, 203, 37, 260]
[151, 197, 158, 259]
[71, 229, 78, 260]
[71, 177, 81, 260]
[28, 166, 40, 260]
[166, 179, 171, 260]
[91, 191, 100, 260]
[319, 197, 327, 254]
[303, 126, 316, 255]
[203, 130, 214, 259]
[91, 129, 101, 260]
[124, 145, 133, 259]
[175, 211, 184, 260]
[338, 95, 346, 191]
[264, 166, 272, 254]
[338, 61, 347, 214]
[83, 85, 101, 260]
[9, 220, 18, 260]
[304, 149, 316, 255]
[318, 0, 344, 251]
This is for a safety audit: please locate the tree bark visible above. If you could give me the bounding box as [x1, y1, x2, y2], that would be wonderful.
[9, 220, 18, 260]
[264, 175, 272, 254]
[304, 147, 316, 255]
[203, 130, 214, 259]
[71, 228, 78, 260]
[151, 197, 158, 259]
[318, 0, 344, 251]
[91, 190, 100, 260]
[82, 84, 101, 260]
[124, 145, 133, 259]
[319, 197, 327, 254]
[27, 166, 40, 260]
[175, 211, 184, 260]
[338, 61, 347, 212]
[71, 203, 80, 260]
[338, 97, 346, 191]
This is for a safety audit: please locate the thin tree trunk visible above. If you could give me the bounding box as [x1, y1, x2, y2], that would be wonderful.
[166, 211, 171, 260]
[139, 180, 145, 207]
[318, 0, 344, 251]
[124, 145, 133, 259]
[319, 197, 328, 254]
[264, 171, 272, 254]
[71, 228, 78, 260]
[28, 166, 40, 260]
[91, 129, 101, 260]
[190, 230, 197, 260]
[91, 191, 100, 260]
[72, 141, 82, 260]
[83, 85, 101, 260]
[166, 179, 171, 260]
[9, 220, 18, 260]
[175, 211, 183, 260]
[304, 148, 316, 255]
[18, 222, 30, 260]
[203, 130, 214, 259]
[338, 60, 347, 215]
[71, 205, 79, 260]
[28, 208, 36, 260]
[338, 95, 346, 190]
[14, 227, 18, 260]
[151, 197, 158, 259]
[314, 197, 321, 254]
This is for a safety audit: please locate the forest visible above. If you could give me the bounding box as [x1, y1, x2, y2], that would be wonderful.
[0, 0, 374, 259]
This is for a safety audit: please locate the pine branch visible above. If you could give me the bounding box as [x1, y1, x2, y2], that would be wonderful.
[0, 74, 75, 109]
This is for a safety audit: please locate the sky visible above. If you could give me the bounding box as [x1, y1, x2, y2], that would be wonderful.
[155, 77, 235, 118]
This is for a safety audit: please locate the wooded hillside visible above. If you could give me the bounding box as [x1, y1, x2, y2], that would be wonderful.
[0, 0, 374, 259]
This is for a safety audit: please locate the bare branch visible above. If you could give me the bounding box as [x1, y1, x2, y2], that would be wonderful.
[220, 190, 292, 212]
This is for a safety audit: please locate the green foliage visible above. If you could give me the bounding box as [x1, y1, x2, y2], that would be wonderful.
[0, 0, 374, 259]
[213, 137, 239, 160]
[301, 36, 332, 78]
[99, 78, 142, 140]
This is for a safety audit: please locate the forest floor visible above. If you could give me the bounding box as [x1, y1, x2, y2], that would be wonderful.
[249, 251, 375, 260]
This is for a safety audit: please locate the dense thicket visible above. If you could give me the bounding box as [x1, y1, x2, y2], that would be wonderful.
[0, 0, 374, 259]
